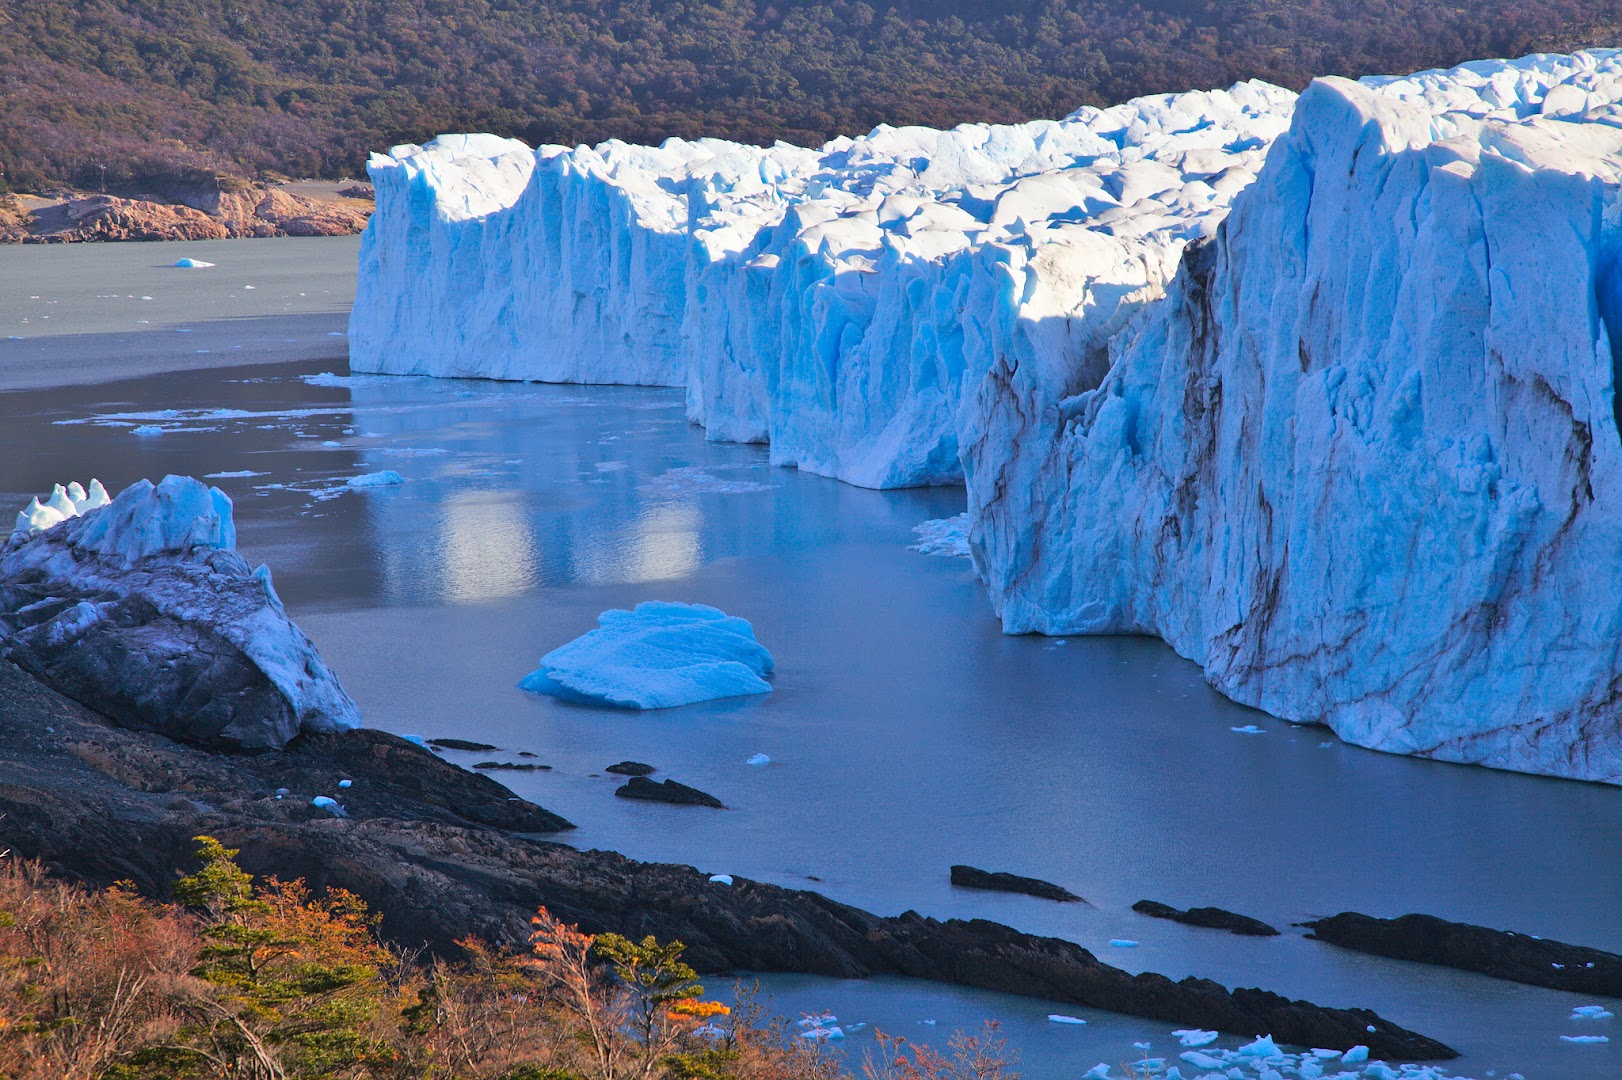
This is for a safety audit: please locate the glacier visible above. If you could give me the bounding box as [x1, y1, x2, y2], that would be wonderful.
[352, 51, 1622, 783]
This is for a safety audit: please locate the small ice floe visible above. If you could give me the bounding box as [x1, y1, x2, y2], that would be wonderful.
[204, 470, 266, 479]
[1319, 741, 1334, 748]
[131, 425, 165, 436]
[708, 874, 734, 885]
[1108, 939, 1139, 948]
[173, 257, 215, 268]
[1047, 1014, 1087, 1025]
[1342, 1044, 1369, 1062]
[1230, 724, 1265, 734]
[12, 479, 111, 537]
[243, 284, 255, 290]
[909, 512, 971, 557]
[796, 1014, 836, 1029]
[1083, 1066, 1111, 1080]
[322, 440, 342, 447]
[799, 1026, 844, 1041]
[746, 753, 771, 766]
[1572, 1005, 1614, 1020]
[1174, 1029, 1219, 1047]
[338, 779, 353, 789]
[1561, 1035, 1610, 1043]
[1236, 1035, 1281, 1057]
[520, 601, 773, 709]
[346, 470, 404, 489]
[311, 795, 347, 817]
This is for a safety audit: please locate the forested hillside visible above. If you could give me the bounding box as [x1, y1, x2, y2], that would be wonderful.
[2, 0, 1619, 192]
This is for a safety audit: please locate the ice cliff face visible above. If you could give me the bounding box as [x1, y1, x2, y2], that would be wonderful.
[972, 58, 1622, 783]
[352, 51, 1622, 782]
[1, 476, 360, 748]
[352, 85, 1293, 486]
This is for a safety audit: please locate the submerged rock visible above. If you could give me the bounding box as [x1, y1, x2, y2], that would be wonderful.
[1133, 900, 1279, 936]
[614, 776, 725, 807]
[951, 865, 1085, 903]
[473, 761, 549, 771]
[429, 738, 498, 751]
[605, 761, 656, 775]
[0, 476, 359, 749]
[1304, 912, 1622, 997]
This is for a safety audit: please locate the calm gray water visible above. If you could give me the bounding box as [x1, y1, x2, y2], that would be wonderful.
[2, 241, 1619, 1079]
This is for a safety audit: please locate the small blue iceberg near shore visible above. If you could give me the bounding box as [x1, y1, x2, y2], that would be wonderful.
[519, 601, 774, 709]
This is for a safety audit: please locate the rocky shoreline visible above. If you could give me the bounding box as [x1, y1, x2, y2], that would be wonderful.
[0, 656, 1456, 1059]
[0, 184, 370, 243]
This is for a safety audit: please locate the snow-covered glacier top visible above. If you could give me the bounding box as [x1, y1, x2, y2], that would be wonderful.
[352, 50, 1622, 783]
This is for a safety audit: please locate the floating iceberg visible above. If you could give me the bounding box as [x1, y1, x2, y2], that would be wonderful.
[355, 50, 1622, 783]
[910, 513, 972, 558]
[519, 601, 774, 709]
[346, 469, 404, 488]
[173, 257, 215, 269]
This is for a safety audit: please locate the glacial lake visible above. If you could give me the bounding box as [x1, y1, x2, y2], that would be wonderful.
[2, 239, 1620, 1079]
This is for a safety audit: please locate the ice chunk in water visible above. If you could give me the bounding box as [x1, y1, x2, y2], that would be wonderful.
[519, 601, 774, 709]
[1572, 1005, 1614, 1019]
[347, 470, 404, 488]
[173, 257, 215, 268]
[1047, 1015, 1087, 1025]
[1108, 939, 1139, 948]
[1341, 1044, 1369, 1063]
[1230, 725, 1265, 734]
[746, 753, 771, 766]
[910, 513, 971, 557]
[1561, 1035, 1610, 1043]
[1174, 1029, 1219, 1047]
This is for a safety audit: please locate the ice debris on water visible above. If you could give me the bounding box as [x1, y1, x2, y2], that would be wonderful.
[311, 795, 346, 817]
[1572, 1005, 1614, 1019]
[519, 601, 774, 709]
[910, 513, 971, 558]
[1231, 725, 1266, 734]
[1108, 939, 1138, 948]
[1047, 1014, 1086, 1025]
[346, 470, 404, 488]
[131, 425, 164, 436]
[1174, 1029, 1219, 1047]
[173, 258, 215, 268]
[1560, 1035, 1610, 1043]
[12, 480, 110, 537]
[796, 1014, 842, 1040]
[745, 753, 771, 766]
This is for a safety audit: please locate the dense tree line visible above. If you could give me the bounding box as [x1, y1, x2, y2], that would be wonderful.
[0, 0, 1618, 192]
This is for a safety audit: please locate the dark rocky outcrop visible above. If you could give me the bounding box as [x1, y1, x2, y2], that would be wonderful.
[475, 761, 550, 771]
[431, 739, 498, 752]
[0, 658, 1456, 1059]
[14, 187, 369, 243]
[614, 776, 724, 807]
[605, 761, 655, 776]
[951, 865, 1084, 903]
[1304, 912, 1622, 997]
[1134, 900, 1280, 936]
[1, 477, 359, 750]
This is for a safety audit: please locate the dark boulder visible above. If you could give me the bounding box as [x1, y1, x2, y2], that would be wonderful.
[615, 776, 724, 807]
[605, 761, 656, 776]
[474, 761, 550, 771]
[1134, 900, 1279, 936]
[951, 865, 1084, 903]
[1304, 912, 1622, 997]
